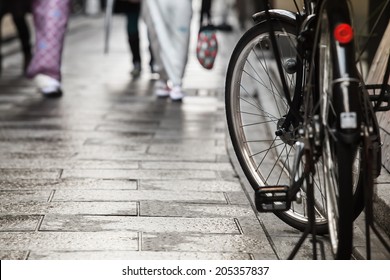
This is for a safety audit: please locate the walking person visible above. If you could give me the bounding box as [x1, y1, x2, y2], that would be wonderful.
[114, 0, 155, 77]
[0, 0, 32, 75]
[26, 0, 71, 98]
[142, 0, 192, 101]
[115, 0, 143, 76]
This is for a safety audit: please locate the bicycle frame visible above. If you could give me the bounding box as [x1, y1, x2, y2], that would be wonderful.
[263, 0, 365, 142]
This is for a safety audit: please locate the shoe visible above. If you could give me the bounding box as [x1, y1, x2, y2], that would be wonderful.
[42, 88, 63, 98]
[131, 62, 141, 77]
[34, 74, 63, 98]
[23, 52, 32, 76]
[170, 85, 185, 102]
[150, 63, 161, 74]
[154, 80, 170, 98]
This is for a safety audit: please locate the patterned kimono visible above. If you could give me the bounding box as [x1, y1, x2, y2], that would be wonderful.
[27, 0, 71, 82]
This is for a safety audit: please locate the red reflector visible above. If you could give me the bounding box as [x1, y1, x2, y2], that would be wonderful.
[334, 23, 354, 44]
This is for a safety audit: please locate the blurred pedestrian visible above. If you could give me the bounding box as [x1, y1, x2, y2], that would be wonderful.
[125, 0, 142, 77]
[115, 0, 142, 77]
[26, 0, 71, 98]
[200, 0, 212, 26]
[114, 0, 155, 77]
[142, 0, 192, 101]
[0, 0, 32, 75]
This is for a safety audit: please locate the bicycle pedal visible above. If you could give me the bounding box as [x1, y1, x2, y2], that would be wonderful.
[255, 185, 290, 212]
[367, 84, 390, 111]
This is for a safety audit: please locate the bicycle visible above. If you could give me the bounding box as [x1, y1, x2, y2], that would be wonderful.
[225, 0, 390, 259]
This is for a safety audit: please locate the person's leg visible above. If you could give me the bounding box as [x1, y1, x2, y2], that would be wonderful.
[126, 2, 141, 76]
[166, 0, 192, 100]
[142, 0, 170, 96]
[27, 0, 70, 96]
[148, 0, 192, 100]
[0, 2, 5, 76]
[0, 16, 3, 76]
[147, 31, 156, 73]
[10, 1, 32, 74]
[200, 0, 212, 25]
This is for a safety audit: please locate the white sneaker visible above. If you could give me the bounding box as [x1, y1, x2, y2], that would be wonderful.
[34, 74, 62, 97]
[170, 85, 185, 101]
[154, 80, 170, 97]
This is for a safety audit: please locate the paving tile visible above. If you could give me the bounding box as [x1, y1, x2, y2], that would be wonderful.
[269, 235, 333, 260]
[40, 216, 240, 234]
[96, 123, 159, 133]
[225, 192, 251, 205]
[52, 190, 227, 203]
[141, 162, 235, 172]
[147, 144, 225, 159]
[0, 179, 137, 191]
[0, 191, 52, 202]
[0, 141, 82, 152]
[0, 251, 28, 260]
[0, 169, 61, 180]
[140, 202, 252, 218]
[256, 212, 303, 237]
[61, 169, 217, 180]
[216, 154, 231, 163]
[104, 113, 163, 124]
[142, 233, 274, 255]
[28, 251, 251, 260]
[139, 180, 242, 192]
[1, 152, 75, 160]
[83, 139, 149, 152]
[149, 139, 217, 145]
[0, 232, 138, 251]
[0, 122, 96, 131]
[0, 202, 137, 215]
[353, 216, 390, 259]
[0, 159, 139, 169]
[0, 216, 41, 231]
[74, 151, 218, 162]
[83, 137, 151, 147]
[154, 129, 225, 140]
[0, 129, 153, 142]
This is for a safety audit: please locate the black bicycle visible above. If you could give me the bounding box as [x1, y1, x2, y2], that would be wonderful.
[225, 0, 389, 259]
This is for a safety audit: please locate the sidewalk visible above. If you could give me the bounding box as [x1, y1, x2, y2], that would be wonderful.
[0, 11, 388, 260]
[0, 14, 277, 260]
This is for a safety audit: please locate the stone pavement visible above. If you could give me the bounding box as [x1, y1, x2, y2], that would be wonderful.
[0, 11, 388, 260]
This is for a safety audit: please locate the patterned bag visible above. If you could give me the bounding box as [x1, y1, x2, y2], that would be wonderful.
[196, 24, 218, 70]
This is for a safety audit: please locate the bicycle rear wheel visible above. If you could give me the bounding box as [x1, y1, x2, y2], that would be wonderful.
[225, 16, 330, 233]
[225, 13, 365, 236]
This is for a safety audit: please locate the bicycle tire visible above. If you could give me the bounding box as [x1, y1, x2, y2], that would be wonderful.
[318, 9, 361, 259]
[226, 17, 327, 233]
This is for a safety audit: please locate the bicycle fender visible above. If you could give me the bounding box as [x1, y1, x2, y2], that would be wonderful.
[252, 9, 297, 25]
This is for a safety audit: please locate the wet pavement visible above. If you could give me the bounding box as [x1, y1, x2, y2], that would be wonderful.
[0, 11, 388, 260]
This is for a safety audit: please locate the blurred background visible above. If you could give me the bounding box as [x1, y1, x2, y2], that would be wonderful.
[1, 0, 389, 71]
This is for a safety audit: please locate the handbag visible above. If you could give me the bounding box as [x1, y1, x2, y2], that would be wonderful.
[196, 24, 218, 70]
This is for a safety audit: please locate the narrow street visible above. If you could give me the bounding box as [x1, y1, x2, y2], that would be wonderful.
[0, 5, 388, 261]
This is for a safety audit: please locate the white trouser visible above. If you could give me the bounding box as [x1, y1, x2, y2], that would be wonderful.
[143, 0, 192, 86]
